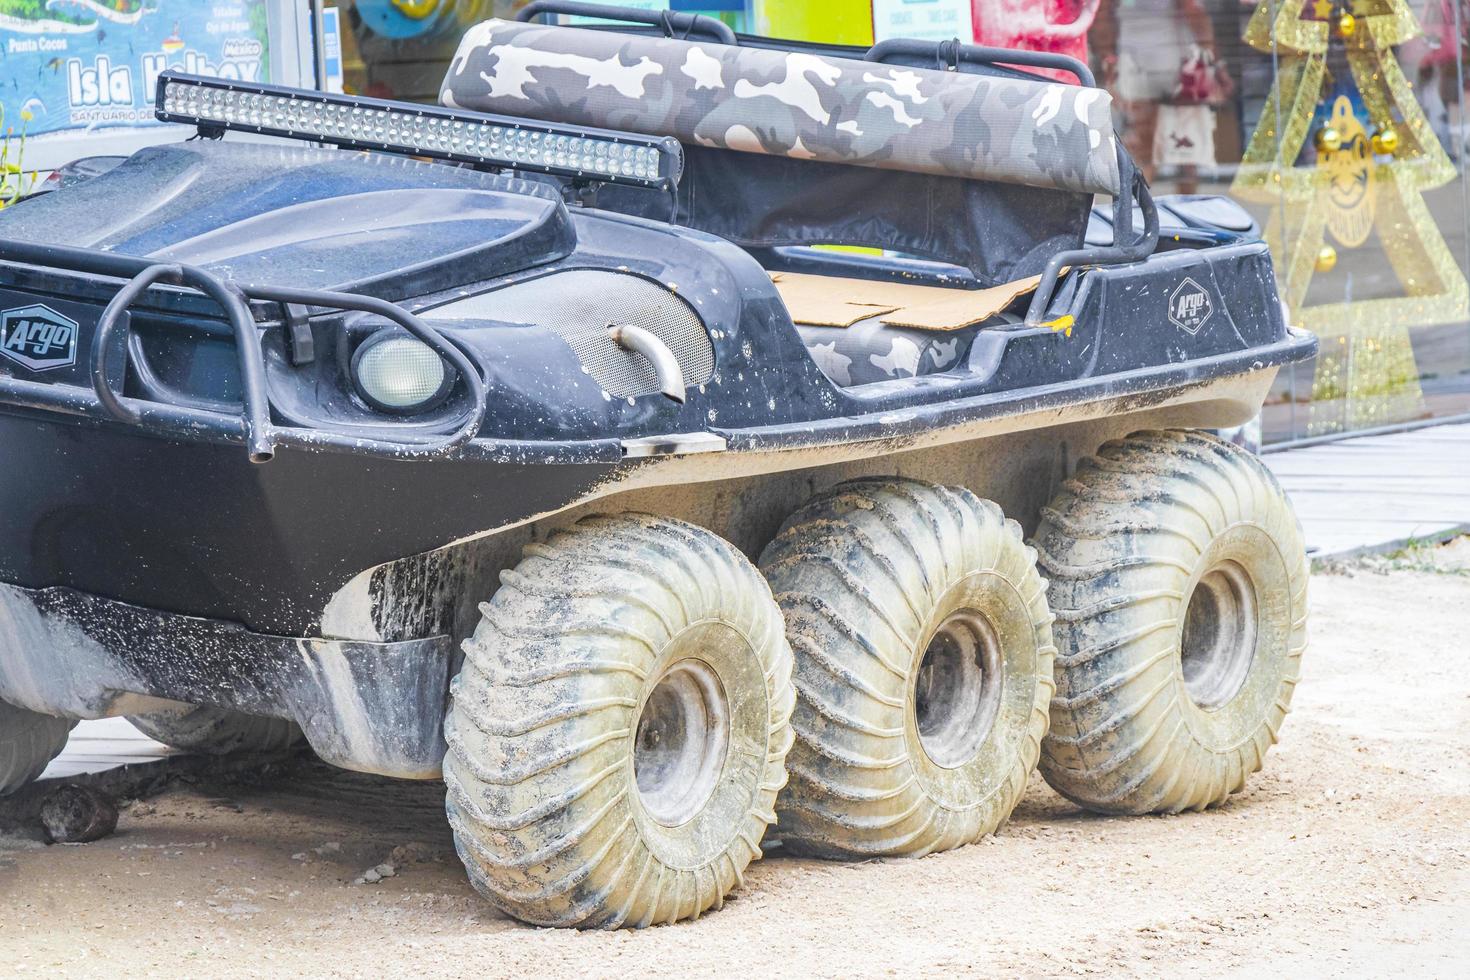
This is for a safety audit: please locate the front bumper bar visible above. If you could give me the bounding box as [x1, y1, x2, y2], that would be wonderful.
[0, 582, 455, 779]
[0, 237, 487, 464]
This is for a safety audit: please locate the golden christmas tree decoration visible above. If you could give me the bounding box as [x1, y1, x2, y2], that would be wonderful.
[1233, 0, 1466, 435]
[1338, 12, 1357, 38]
[1315, 126, 1343, 152]
[1321, 97, 1376, 247]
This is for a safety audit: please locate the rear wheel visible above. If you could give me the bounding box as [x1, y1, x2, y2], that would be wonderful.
[127, 705, 301, 756]
[445, 513, 795, 928]
[1034, 429, 1308, 814]
[1, 700, 75, 796]
[761, 478, 1055, 858]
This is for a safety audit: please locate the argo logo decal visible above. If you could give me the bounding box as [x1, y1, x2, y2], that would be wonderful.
[0, 304, 80, 372]
[1168, 278, 1214, 336]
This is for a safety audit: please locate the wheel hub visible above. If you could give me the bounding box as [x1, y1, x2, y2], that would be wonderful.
[1181, 559, 1259, 709]
[634, 658, 731, 827]
[914, 611, 1004, 769]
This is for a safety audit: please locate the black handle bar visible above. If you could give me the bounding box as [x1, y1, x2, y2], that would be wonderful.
[1023, 146, 1160, 327]
[865, 38, 1096, 88]
[516, 1, 737, 46]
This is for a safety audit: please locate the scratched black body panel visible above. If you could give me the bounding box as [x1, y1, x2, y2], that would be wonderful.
[0, 139, 1313, 641]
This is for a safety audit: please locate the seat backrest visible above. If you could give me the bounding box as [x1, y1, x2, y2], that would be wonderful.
[441, 19, 1120, 197]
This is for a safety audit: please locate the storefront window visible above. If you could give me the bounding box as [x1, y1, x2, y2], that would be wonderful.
[0, 1, 301, 175]
[326, 1, 507, 102]
[1057, 0, 1470, 443]
[325, 1, 749, 102]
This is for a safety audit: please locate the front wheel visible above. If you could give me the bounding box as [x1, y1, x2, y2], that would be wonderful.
[1034, 429, 1309, 815]
[445, 513, 795, 929]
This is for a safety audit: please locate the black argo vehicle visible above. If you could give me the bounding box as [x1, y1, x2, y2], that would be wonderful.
[0, 4, 1312, 928]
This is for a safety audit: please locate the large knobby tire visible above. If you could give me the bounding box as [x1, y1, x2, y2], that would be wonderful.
[127, 705, 302, 756]
[445, 513, 795, 928]
[1034, 429, 1308, 815]
[1, 700, 75, 796]
[760, 478, 1055, 858]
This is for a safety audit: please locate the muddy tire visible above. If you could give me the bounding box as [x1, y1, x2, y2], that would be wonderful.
[1034, 429, 1308, 815]
[1, 700, 75, 796]
[760, 478, 1055, 858]
[127, 706, 302, 756]
[445, 514, 795, 928]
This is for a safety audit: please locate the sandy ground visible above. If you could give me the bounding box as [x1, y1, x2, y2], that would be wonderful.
[2, 550, 1467, 978]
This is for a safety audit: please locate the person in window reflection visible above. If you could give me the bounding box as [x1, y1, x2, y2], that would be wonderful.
[1092, 0, 1234, 191]
[1414, 0, 1468, 159]
[972, 0, 1102, 83]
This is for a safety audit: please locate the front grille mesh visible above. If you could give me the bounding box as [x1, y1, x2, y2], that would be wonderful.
[446, 270, 714, 398]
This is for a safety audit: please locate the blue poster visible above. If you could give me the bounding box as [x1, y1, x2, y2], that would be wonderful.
[0, 1, 271, 137]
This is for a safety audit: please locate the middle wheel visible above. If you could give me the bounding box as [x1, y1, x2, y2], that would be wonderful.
[760, 477, 1055, 858]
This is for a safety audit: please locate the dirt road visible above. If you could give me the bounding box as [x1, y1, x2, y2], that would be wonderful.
[2, 554, 1467, 978]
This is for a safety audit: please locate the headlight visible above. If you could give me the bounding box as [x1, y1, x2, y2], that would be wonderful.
[351, 331, 452, 414]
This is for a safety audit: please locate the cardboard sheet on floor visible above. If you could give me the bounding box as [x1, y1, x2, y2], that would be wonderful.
[771, 271, 1044, 332]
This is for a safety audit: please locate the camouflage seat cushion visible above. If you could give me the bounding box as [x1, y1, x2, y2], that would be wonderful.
[797, 314, 1018, 388]
[442, 20, 1120, 196]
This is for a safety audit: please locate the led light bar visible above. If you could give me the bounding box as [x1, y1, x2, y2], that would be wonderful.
[154, 71, 682, 189]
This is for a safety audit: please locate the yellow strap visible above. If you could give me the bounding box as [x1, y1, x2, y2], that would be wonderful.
[1039, 314, 1075, 338]
[391, 0, 439, 19]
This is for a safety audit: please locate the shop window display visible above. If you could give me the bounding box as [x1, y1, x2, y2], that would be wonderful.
[1092, 0, 1234, 191]
[328, 0, 505, 102]
[329, 1, 747, 101]
[1230, 0, 1469, 437]
[973, 1, 1099, 74]
[1080, 0, 1470, 441]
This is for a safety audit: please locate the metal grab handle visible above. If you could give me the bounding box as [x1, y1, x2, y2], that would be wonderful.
[1023, 147, 1161, 328]
[516, 1, 737, 46]
[245, 282, 489, 451]
[608, 324, 685, 403]
[865, 38, 1096, 88]
[93, 263, 275, 462]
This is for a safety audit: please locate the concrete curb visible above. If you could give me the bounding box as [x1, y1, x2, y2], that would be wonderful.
[1309, 523, 1470, 570]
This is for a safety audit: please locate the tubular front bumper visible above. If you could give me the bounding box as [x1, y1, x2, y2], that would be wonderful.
[0, 582, 455, 779]
[0, 237, 490, 465]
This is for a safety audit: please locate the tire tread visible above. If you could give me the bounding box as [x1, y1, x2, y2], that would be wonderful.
[446, 513, 794, 928]
[0, 702, 75, 796]
[762, 478, 1055, 858]
[1035, 429, 1309, 815]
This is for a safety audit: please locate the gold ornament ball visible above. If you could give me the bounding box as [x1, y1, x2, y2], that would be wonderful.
[1339, 12, 1356, 37]
[1315, 126, 1343, 152]
[1316, 244, 1338, 272]
[1372, 127, 1399, 154]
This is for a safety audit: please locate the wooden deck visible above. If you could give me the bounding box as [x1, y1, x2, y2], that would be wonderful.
[1264, 422, 1470, 559]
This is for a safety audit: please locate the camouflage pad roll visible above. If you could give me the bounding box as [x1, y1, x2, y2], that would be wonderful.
[441, 20, 1120, 197]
